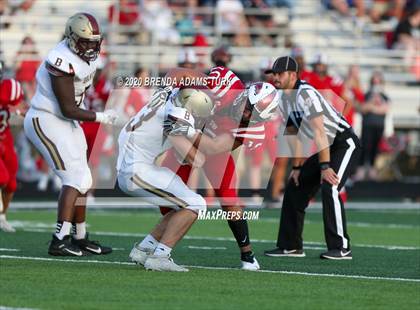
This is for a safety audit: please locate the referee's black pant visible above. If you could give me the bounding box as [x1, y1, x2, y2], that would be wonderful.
[276, 130, 361, 251]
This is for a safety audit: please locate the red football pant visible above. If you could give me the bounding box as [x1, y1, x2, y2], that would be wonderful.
[81, 122, 107, 167]
[0, 129, 18, 193]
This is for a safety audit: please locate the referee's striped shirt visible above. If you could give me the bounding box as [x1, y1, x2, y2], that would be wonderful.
[279, 80, 351, 140]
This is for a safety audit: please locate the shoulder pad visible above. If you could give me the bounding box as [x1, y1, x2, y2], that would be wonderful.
[46, 49, 75, 76]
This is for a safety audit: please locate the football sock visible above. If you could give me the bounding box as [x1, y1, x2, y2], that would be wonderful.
[227, 219, 250, 248]
[139, 234, 158, 250]
[72, 222, 86, 240]
[241, 251, 255, 263]
[55, 221, 72, 240]
[153, 242, 172, 257]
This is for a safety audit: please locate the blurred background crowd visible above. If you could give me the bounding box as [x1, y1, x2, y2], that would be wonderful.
[0, 0, 419, 203]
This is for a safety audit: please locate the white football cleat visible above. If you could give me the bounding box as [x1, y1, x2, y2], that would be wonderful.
[241, 257, 260, 271]
[144, 254, 189, 272]
[129, 242, 152, 265]
[0, 217, 16, 233]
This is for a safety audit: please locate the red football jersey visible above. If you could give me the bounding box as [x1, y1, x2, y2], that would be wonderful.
[207, 66, 245, 113]
[205, 67, 266, 149]
[84, 76, 112, 112]
[0, 78, 24, 133]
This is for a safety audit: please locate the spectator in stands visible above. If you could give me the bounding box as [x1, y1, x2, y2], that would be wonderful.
[108, 0, 140, 25]
[322, 0, 366, 17]
[243, 0, 277, 46]
[192, 33, 209, 70]
[0, 0, 35, 29]
[177, 48, 198, 69]
[0, 0, 6, 29]
[356, 71, 391, 180]
[216, 0, 252, 46]
[393, 8, 420, 78]
[291, 47, 312, 81]
[309, 53, 352, 122]
[343, 64, 365, 127]
[141, 0, 180, 44]
[370, 0, 406, 23]
[173, 0, 200, 40]
[108, 0, 141, 43]
[14, 36, 41, 102]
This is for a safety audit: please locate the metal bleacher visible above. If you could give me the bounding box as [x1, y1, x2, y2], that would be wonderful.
[0, 0, 418, 129]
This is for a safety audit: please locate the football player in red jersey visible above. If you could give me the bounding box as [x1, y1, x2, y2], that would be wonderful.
[0, 61, 24, 232]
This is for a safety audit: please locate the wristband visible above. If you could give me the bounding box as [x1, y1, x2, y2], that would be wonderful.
[186, 126, 198, 139]
[292, 166, 302, 170]
[319, 162, 330, 170]
[95, 112, 105, 123]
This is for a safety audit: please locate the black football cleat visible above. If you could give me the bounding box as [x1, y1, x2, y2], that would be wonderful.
[264, 247, 306, 257]
[72, 233, 112, 255]
[48, 234, 85, 257]
[320, 248, 352, 260]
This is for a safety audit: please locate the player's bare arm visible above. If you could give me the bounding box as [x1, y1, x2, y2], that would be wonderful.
[49, 72, 97, 122]
[191, 131, 242, 155]
[169, 135, 205, 168]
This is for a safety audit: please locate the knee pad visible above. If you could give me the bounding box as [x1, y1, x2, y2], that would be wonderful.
[185, 194, 207, 214]
[57, 166, 92, 195]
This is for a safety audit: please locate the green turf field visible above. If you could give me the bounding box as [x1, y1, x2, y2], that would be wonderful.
[1, 207, 419, 309]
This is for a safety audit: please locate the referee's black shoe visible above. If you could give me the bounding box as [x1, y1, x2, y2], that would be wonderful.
[264, 248, 305, 257]
[320, 249, 352, 260]
[72, 233, 112, 255]
[48, 235, 85, 256]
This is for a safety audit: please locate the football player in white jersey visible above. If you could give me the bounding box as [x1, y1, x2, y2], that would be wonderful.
[119, 70, 279, 271]
[117, 86, 212, 272]
[24, 13, 117, 256]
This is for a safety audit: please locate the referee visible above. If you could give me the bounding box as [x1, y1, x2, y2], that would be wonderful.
[264, 56, 361, 260]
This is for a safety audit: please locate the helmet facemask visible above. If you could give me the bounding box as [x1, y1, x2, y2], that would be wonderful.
[68, 31, 102, 62]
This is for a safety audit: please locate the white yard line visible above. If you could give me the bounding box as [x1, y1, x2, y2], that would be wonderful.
[10, 201, 420, 210]
[11, 219, 420, 230]
[0, 306, 39, 310]
[1, 255, 419, 283]
[0, 248, 20, 252]
[186, 246, 227, 250]
[259, 218, 420, 229]
[20, 228, 420, 251]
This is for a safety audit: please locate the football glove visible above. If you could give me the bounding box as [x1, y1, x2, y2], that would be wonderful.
[95, 110, 118, 125]
[163, 118, 197, 139]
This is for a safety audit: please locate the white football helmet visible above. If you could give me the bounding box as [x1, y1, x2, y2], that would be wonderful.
[232, 82, 279, 124]
[174, 88, 214, 118]
[65, 13, 102, 62]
